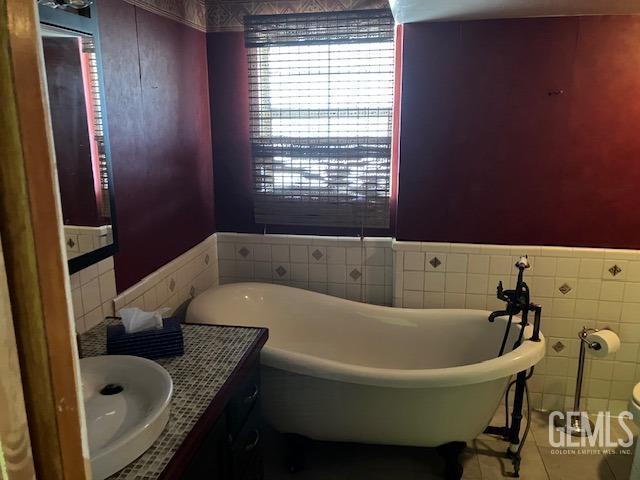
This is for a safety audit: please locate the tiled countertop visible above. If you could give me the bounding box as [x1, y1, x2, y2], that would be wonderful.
[79, 321, 268, 479]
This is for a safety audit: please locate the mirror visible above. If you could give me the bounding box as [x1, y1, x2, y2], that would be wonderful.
[40, 24, 117, 272]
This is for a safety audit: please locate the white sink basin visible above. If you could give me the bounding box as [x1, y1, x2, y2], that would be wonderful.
[80, 355, 173, 479]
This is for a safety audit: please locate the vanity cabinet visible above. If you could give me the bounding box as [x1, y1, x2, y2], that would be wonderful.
[80, 323, 268, 479]
[183, 360, 263, 480]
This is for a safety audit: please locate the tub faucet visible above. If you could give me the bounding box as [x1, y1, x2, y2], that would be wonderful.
[485, 257, 542, 477]
[488, 256, 531, 323]
[489, 255, 543, 356]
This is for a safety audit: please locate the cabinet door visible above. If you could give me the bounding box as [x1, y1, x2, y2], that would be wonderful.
[231, 406, 263, 480]
[183, 415, 231, 479]
[227, 362, 260, 443]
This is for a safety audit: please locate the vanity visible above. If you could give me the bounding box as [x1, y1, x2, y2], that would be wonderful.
[80, 322, 268, 479]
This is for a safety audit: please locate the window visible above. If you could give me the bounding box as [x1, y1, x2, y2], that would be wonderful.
[245, 9, 395, 228]
[81, 36, 111, 217]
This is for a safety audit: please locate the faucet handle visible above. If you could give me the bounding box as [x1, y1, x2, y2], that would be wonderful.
[515, 255, 530, 270]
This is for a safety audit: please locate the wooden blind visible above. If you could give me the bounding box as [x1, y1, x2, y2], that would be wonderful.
[245, 9, 395, 228]
[81, 36, 110, 217]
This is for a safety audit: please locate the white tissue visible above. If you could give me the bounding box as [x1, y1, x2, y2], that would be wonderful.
[585, 329, 620, 358]
[119, 307, 170, 334]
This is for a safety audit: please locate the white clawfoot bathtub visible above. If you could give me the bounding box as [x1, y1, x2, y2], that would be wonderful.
[187, 283, 545, 448]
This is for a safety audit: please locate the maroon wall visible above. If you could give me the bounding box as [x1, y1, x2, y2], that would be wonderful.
[207, 31, 392, 237]
[99, 1, 214, 291]
[397, 16, 640, 249]
[43, 37, 102, 227]
[207, 32, 255, 233]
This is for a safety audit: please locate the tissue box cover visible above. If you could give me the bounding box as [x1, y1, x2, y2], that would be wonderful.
[106, 317, 184, 359]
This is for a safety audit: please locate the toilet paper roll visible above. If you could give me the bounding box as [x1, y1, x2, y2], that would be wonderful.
[585, 330, 620, 358]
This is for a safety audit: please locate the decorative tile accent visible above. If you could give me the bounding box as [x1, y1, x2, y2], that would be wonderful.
[275, 265, 287, 277]
[429, 257, 442, 269]
[79, 321, 264, 479]
[392, 240, 640, 410]
[609, 264, 622, 276]
[349, 268, 362, 281]
[238, 247, 250, 258]
[217, 233, 393, 306]
[558, 283, 572, 295]
[63, 225, 113, 260]
[70, 235, 218, 334]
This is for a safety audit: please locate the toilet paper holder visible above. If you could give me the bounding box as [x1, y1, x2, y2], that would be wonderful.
[579, 327, 604, 351]
[554, 326, 616, 437]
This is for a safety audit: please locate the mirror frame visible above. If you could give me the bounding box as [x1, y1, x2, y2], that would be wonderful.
[39, 2, 118, 274]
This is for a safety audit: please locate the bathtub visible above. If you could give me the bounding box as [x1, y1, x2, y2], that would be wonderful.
[187, 282, 545, 448]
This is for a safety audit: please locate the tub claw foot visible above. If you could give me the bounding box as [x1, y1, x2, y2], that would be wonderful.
[437, 441, 466, 480]
[284, 433, 307, 473]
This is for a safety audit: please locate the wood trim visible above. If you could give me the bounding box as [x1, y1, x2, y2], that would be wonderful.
[0, 1, 88, 479]
[0, 239, 35, 479]
[158, 327, 268, 479]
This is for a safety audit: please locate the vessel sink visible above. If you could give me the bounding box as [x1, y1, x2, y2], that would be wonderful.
[80, 355, 173, 479]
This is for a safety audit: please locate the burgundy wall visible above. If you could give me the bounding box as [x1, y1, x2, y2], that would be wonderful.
[43, 37, 102, 227]
[207, 32, 255, 233]
[207, 31, 392, 237]
[99, 0, 214, 291]
[397, 16, 640, 249]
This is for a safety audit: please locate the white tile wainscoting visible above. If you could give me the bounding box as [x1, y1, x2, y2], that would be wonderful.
[69, 231, 640, 416]
[394, 240, 640, 415]
[70, 234, 218, 333]
[215, 233, 394, 306]
[64, 224, 113, 259]
[70, 256, 117, 334]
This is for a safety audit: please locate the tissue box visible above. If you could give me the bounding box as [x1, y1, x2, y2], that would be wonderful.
[106, 317, 184, 359]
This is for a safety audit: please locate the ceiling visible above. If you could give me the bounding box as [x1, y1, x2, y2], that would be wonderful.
[389, 0, 640, 24]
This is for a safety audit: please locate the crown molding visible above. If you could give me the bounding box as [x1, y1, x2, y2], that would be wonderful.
[121, 0, 388, 33]
[206, 0, 389, 32]
[122, 0, 207, 31]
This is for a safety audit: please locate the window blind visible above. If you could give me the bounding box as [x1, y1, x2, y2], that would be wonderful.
[82, 37, 110, 217]
[245, 9, 395, 228]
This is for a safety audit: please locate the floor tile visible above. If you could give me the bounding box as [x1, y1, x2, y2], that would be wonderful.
[538, 446, 615, 480]
[473, 438, 549, 480]
[603, 422, 636, 480]
[604, 447, 634, 480]
[529, 410, 609, 452]
[261, 418, 635, 480]
[263, 426, 479, 479]
[530, 410, 558, 447]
